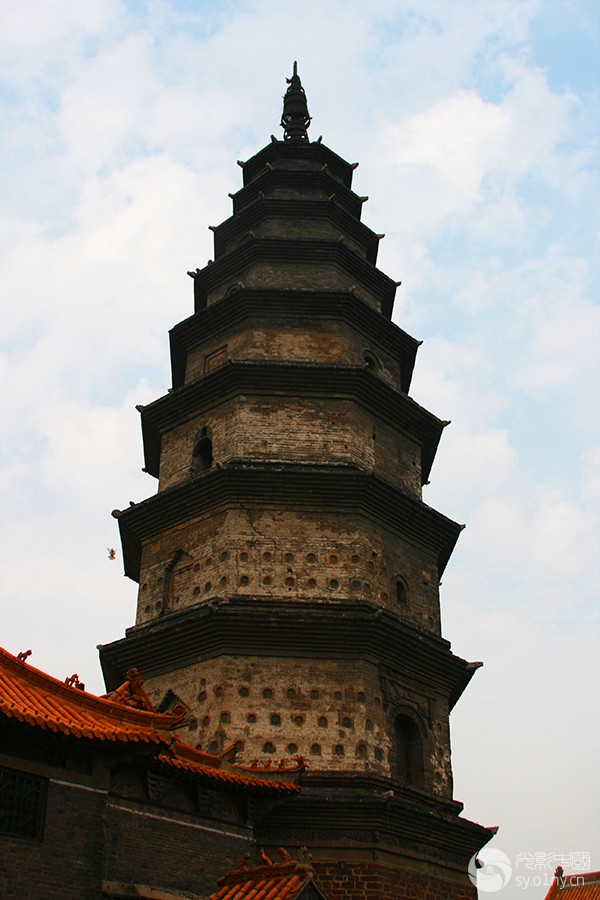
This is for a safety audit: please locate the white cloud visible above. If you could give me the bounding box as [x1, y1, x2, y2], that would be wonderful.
[516, 289, 600, 398]
[0, 0, 123, 82]
[413, 336, 506, 426]
[499, 60, 579, 180]
[388, 91, 509, 209]
[59, 31, 160, 171]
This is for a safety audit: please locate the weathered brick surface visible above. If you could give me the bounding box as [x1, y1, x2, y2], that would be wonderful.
[184, 317, 402, 387]
[0, 762, 254, 899]
[135, 509, 441, 634]
[1, 779, 104, 899]
[206, 260, 383, 313]
[141, 655, 452, 799]
[223, 214, 368, 260]
[312, 861, 477, 900]
[157, 395, 421, 496]
[104, 798, 252, 896]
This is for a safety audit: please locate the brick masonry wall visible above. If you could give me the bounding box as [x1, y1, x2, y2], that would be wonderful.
[184, 318, 402, 392]
[142, 654, 453, 799]
[1, 779, 104, 900]
[313, 860, 478, 900]
[206, 261, 383, 314]
[135, 509, 441, 634]
[104, 798, 253, 897]
[0, 770, 254, 899]
[224, 215, 367, 261]
[157, 395, 421, 496]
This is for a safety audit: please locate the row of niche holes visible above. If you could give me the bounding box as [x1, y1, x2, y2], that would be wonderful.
[205, 742, 381, 760]
[230, 575, 375, 592]
[192, 551, 230, 571]
[201, 714, 377, 730]
[141, 555, 387, 588]
[241, 686, 368, 703]
[192, 577, 227, 595]
[190, 575, 375, 595]
[144, 565, 389, 599]
[198, 686, 376, 704]
[184, 577, 388, 596]
[265, 713, 357, 727]
[260, 741, 384, 760]
[188, 550, 384, 568]
[156, 584, 394, 611]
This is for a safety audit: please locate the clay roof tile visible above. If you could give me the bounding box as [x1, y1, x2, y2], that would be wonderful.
[210, 852, 323, 900]
[0, 646, 300, 798]
[545, 872, 600, 899]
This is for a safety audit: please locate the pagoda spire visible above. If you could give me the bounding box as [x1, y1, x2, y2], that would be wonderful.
[280, 61, 311, 142]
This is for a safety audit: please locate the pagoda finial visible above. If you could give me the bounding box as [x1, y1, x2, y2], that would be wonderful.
[280, 61, 311, 142]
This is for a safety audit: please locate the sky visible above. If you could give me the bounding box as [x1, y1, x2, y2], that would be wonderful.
[0, 1, 598, 897]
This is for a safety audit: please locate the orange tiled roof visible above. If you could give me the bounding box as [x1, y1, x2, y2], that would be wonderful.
[0, 646, 178, 745]
[545, 871, 600, 899]
[0, 646, 300, 796]
[210, 849, 324, 900]
[155, 754, 300, 795]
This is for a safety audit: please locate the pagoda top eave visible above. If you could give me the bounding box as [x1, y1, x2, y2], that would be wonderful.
[240, 139, 357, 189]
[230, 168, 365, 220]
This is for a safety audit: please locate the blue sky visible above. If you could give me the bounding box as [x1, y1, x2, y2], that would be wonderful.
[0, 2, 598, 897]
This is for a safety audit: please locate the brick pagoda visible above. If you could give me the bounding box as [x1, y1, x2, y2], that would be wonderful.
[101, 64, 493, 898]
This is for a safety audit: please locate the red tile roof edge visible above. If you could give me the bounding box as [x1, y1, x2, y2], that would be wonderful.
[545, 870, 600, 899]
[209, 852, 316, 900]
[0, 646, 182, 730]
[156, 754, 300, 794]
[170, 737, 223, 768]
[1, 646, 302, 794]
[234, 755, 308, 776]
[217, 862, 311, 886]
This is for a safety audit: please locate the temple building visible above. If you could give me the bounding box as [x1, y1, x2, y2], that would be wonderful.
[1, 66, 494, 898]
[0, 646, 303, 898]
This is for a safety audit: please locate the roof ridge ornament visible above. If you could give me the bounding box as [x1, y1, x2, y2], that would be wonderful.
[280, 61, 311, 142]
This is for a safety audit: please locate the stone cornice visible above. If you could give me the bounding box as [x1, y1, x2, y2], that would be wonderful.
[140, 361, 444, 482]
[191, 238, 397, 317]
[169, 289, 418, 392]
[115, 463, 462, 581]
[99, 599, 477, 713]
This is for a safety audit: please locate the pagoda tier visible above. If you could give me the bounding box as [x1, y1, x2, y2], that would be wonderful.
[101, 66, 492, 898]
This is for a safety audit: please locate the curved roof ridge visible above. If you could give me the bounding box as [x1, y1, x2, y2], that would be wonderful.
[0, 645, 183, 734]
